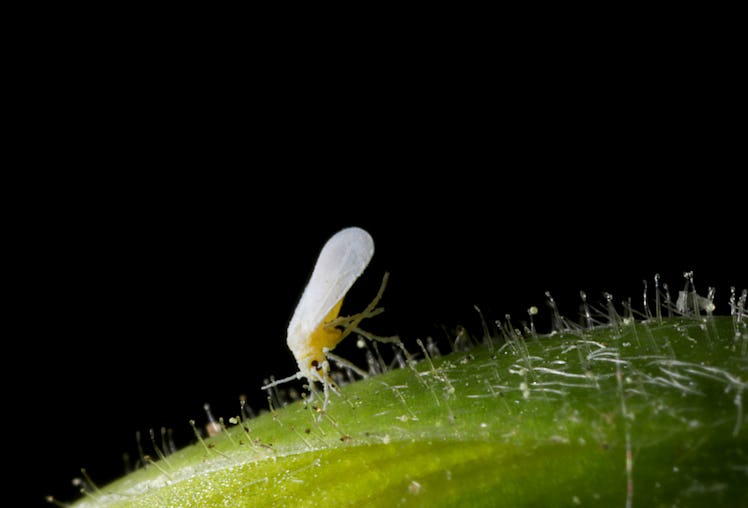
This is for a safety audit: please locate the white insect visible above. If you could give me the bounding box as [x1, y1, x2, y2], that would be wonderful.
[263, 227, 394, 394]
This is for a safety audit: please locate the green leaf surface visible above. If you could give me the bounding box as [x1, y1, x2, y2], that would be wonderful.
[72, 316, 748, 507]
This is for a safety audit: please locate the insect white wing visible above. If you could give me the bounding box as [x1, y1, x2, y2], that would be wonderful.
[287, 227, 374, 350]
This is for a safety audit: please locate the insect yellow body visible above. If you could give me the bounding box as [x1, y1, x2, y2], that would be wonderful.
[299, 299, 345, 377]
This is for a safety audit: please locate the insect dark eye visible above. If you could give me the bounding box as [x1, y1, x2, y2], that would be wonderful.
[311, 360, 320, 370]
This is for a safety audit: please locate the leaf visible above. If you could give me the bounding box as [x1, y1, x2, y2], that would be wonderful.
[71, 316, 748, 507]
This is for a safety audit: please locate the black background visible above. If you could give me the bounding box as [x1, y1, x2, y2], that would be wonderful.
[22, 39, 744, 505]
